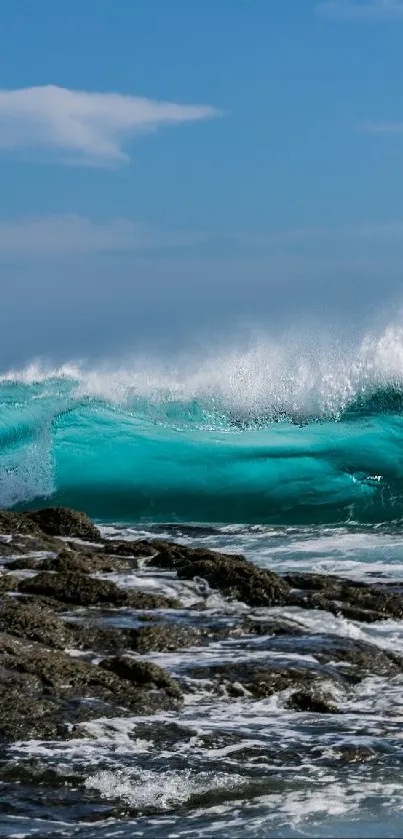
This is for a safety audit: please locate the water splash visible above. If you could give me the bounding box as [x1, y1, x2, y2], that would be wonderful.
[3, 325, 403, 523]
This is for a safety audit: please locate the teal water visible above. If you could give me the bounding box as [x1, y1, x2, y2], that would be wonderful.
[2, 360, 403, 524]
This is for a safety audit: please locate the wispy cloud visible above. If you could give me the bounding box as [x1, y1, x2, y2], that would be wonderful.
[0, 85, 220, 167]
[317, 0, 403, 19]
[4, 215, 403, 260]
[0, 215, 207, 256]
[364, 121, 403, 133]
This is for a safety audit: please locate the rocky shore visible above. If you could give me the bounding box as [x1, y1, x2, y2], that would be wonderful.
[1, 506, 403, 744]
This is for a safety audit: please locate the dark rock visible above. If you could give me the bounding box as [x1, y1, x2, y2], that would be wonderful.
[20, 594, 77, 614]
[103, 540, 157, 558]
[149, 544, 289, 608]
[285, 572, 403, 622]
[69, 623, 127, 654]
[313, 635, 403, 678]
[0, 632, 182, 741]
[145, 540, 191, 566]
[70, 621, 200, 655]
[0, 670, 63, 741]
[4, 556, 45, 570]
[3, 534, 65, 557]
[178, 556, 289, 608]
[27, 507, 101, 542]
[0, 512, 42, 536]
[187, 661, 343, 700]
[18, 571, 131, 607]
[39, 549, 135, 575]
[242, 616, 305, 637]
[125, 590, 181, 610]
[124, 624, 201, 653]
[0, 599, 71, 649]
[237, 626, 403, 681]
[332, 744, 378, 763]
[99, 655, 182, 699]
[286, 688, 338, 714]
[18, 571, 180, 610]
[0, 574, 18, 595]
[19, 570, 126, 607]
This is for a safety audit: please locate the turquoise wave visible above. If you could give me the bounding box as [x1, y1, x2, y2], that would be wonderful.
[1, 357, 403, 525]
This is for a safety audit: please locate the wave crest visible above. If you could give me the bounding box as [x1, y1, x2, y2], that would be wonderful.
[2, 325, 403, 523]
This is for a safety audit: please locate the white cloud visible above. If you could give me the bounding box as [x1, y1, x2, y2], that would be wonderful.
[0, 215, 206, 256]
[0, 85, 220, 166]
[317, 0, 403, 18]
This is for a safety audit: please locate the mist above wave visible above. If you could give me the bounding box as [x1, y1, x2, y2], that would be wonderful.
[2, 324, 403, 423]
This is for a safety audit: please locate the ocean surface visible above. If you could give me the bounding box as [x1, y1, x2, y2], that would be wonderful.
[3, 328, 403, 837]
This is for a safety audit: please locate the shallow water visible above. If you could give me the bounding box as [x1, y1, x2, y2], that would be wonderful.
[2, 522, 403, 838]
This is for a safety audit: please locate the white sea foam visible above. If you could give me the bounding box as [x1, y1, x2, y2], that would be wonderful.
[3, 323, 403, 418]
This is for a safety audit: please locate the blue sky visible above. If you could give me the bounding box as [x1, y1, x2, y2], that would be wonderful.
[1, 0, 403, 366]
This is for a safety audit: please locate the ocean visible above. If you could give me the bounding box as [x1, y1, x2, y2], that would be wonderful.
[2, 327, 403, 837]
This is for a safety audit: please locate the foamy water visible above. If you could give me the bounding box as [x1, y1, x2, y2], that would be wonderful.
[2, 521, 403, 837]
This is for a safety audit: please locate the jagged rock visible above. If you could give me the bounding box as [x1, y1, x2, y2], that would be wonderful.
[286, 688, 338, 714]
[126, 624, 202, 652]
[149, 545, 290, 608]
[242, 616, 306, 637]
[125, 590, 181, 610]
[0, 598, 71, 649]
[102, 540, 157, 558]
[27, 507, 101, 542]
[0, 633, 182, 741]
[39, 549, 135, 574]
[18, 571, 130, 607]
[0, 511, 42, 536]
[99, 654, 182, 699]
[285, 572, 403, 622]
[0, 574, 18, 594]
[18, 570, 180, 610]
[187, 661, 344, 701]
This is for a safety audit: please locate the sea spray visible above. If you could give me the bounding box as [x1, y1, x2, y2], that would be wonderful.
[2, 325, 403, 523]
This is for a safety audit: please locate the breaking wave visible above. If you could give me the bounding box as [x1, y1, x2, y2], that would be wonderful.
[3, 326, 403, 524]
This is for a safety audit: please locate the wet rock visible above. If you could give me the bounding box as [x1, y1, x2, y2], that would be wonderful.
[69, 621, 200, 655]
[333, 744, 378, 763]
[313, 636, 403, 679]
[284, 572, 403, 622]
[39, 549, 135, 575]
[18, 570, 130, 607]
[0, 573, 18, 595]
[0, 632, 182, 741]
[18, 571, 180, 610]
[187, 661, 343, 700]
[4, 556, 46, 570]
[178, 556, 289, 608]
[124, 624, 202, 653]
[0, 511, 42, 536]
[144, 540, 192, 567]
[149, 545, 289, 607]
[27, 507, 101, 542]
[102, 540, 157, 558]
[0, 599, 72, 649]
[2, 534, 65, 559]
[20, 594, 77, 614]
[0, 541, 25, 557]
[69, 623, 128, 654]
[125, 590, 181, 610]
[242, 616, 306, 637]
[286, 688, 338, 714]
[237, 626, 403, 681]
[99, 655, 182, 699]
[0, 670, 63, 741]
